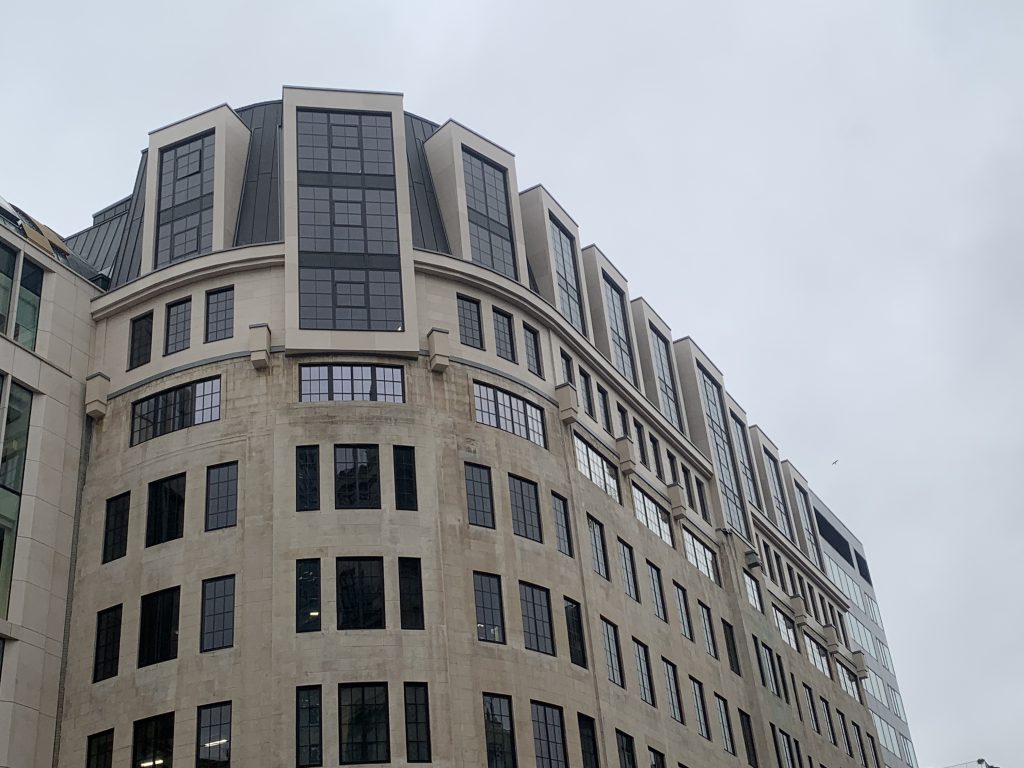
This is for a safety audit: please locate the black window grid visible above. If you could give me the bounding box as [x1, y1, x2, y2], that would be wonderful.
[549, 216, 585, 334]
[601, 618, 624, 687]
[145, 473, 185, 547]
[474, 571, 505, 643]
[102, 492, 130, 563]
[336, 556, 385, 629]
[296, 558, 321, 633]
[519, 581, 554, 655]
[393, 445, 418, 511]
[200, 575, 235, 651]
[196, 701, 231, 767]
[483, 693, 517, 768]
[296, 686, 324, 767]
[523, 323, 543, 377]
[530, 701, 568, 768]
[339, 682, 390, 764]
[564, 597, 587, 668]
[205, 461, 238, 531]
[137, 586, 179, 667]
[128, 312, 153, 370]
[457, 295, 484, 348]
[492, 308, 517, 362]
[92, 604, 122, 683]
[473, 381, 546, 447]
[131, 712, 175, 768]
[204, 286, 234, 342]
[552, 493, 573, 557]
[130, 376, 220, 446]
[465, 463, 495, 528]
[299, 364, 405, 403]
[398, 557, 424, 630]
[164, 298, 191, 355]
[509, 474, 542, 542]
[86, 729, 114, 768]
[296, 445, 320, 511]
[463, 149, 517, 280]
[333, 444, 381, 509]
[404, 682, 432, 762]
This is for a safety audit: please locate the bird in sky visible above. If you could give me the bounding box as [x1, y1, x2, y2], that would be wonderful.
[832, 459, 839, 466]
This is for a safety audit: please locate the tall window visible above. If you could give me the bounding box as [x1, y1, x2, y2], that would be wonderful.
[633, 639, 655, 705]
[775, 728, 798, 768]
[9, 257, 41, 350]
[597, 385, 612, 432]
[164, 297, 192, 355]
[649, 327, 681, 429]
[493, 308, 517, 362]
[137, 586, 179, 667]
[146, 473, 186, 547]
[683, 529, 719, 583]
[550, 216, 585, 334]
[722, 620, 742, 675]
[337, 557, 385, 629]
[739, 710, 759, 768]
[128, 312, 153, 369]
[805, 632, 832, 678]
[339, 683, 390, 764]
[299, 364, 405, 403]
[601, 617, 624, 687]
[578, 369, 595, 416]
[399, 557, 424, 630]
[631, 484, 673, 546]
[132, 712, 175, 768]
[588, 515, 609, 579]
[296, 686, 324, 768]
[200, 575, 235, 651]
[698, 369, 748, 537]
[393, 446, 418, 510]
[473, 381, 546, 447]
[578, 714, 600, 768]
[674, 582, 694, 640]
[296, 445, 320, 511]
[574, 434, 620, 501]
[334, 445, 381, 509]
[663, 658, 683, 722]
[0, 242, 15, 335]
[465, 463, 495, 528]
[474, 572, 505, 643]
[615, 731, 637, 768]
[296, 559, 321, 633]
[523, 323, 543, 377]
[205, 462, 238, 531]
[648, 562, 667, 621]
[803, 685, 820, 733]
[618, 539, 639, 601]
[102, 492, 130, 563]
[716, 695, 736, 754]
[130, 376, 221, 445]
[483, 693, 517, 768]
[602, 274, 636, 384]
[463, 150, 517, 279]
[794, 484, 822, 567]
[204, 286, 234, 342]
[458, 295, 484, 348]
[744, 571, 764, 612]
[86, 729, 114, 768]
[699, 602, 718, 658]
[648, 749, 666, 768]
[691, 677, 710, 739]
[729, 415, 760, 508]
[297, 110, 403, 331]
[531, 701, 568, 768]
[404, 683, 432, 762]
[93, 604, 122, 682]
[552, 493, 573, 557]
[196, 701, 231, 768]
[509, 474, 542, 542]
[773, 606, 799, 651]
[564, 597, 587, 668]
[156, 131, 214, 267]
[519, 581, 554, 655]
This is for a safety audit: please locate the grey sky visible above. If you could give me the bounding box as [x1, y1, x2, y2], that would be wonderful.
[5, 1, 1021, 765]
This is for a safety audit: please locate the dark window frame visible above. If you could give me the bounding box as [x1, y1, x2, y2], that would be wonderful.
[127, 311, 153, 370]
[204, 285, 234, 342]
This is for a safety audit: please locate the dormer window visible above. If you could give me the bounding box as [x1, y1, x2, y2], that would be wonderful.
[462, 149, 516, 280]
[602, 273, 636, 385]
[155, 132, 215, 268]
[550, 216, 585, 335]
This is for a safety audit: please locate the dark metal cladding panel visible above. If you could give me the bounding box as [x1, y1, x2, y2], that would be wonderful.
[404, 113, 450, 254]
[66, 210, 127, 273]
[234, 101, 283, 247]
[110, 151, 148, 288]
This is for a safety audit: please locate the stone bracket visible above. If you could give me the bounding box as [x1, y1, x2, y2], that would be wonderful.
[555, 383, 579, 424]
[248, 323, 271, 369]
[428, 327, 450, 372]
[85, 373, 110, 419]
[616, 435, 637, 476]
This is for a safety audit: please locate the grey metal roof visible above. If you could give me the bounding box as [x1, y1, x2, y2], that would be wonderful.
[65, 209, 127, 274]
[405, 113, 450, 254]
[234, 101, 282, 247]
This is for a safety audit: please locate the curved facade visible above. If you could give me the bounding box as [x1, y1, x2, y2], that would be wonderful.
[0, 87, 915, 768]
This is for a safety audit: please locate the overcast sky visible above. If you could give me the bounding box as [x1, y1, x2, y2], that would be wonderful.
[5, 1, 1021, 765]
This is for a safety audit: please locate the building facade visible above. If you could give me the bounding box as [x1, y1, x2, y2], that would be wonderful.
[0, 86, 917, 768]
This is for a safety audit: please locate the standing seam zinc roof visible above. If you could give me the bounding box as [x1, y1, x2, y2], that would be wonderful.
[67, 101, 450, 290]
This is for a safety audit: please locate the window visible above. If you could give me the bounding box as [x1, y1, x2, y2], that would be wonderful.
[205, 462, 238, 531]
[648, 748, 665, 768]
[588, 516, 609, 579]
[196, 701, 231, 768]
[650, 435, 663, 479]
[564, 597, 587, 668]
[773, 606, 799, 651]
[774, 728, 797, 768]
[648, 562, 667, 621]
[573, 434, 620, 501]
[393, 446, 418, 510]
[404, 683, 432, 762]
[483, 693, 517, 768]
[493, 308, 517, 362]
[615, 731, 637, 768]
[399, 557, 425, 630]
[838, 664, 860, 701]
[837, 710, 853, 756]
[93, 604, 122, 682]
[337, 557, 385, 629]
[474, 572, 505, 643]
[865, 669, 888, 705]
[164, 298, 192, 354]
[578, 368, 595, 416]
[729, 415, 760, 508]
[297, 686, 324, 767]
[201, 575, 235, 651]
[457, 295, 484, 348]
[691, 678, 710, 739]
[560, 351, 575, 385]
[683, 529, 719, 583]
[509, 475, 542, 542]
[519, 581, 554, 655]
[666, 451, 678, 484]
[597, 386, 612, 432]
[739, 710, 759, 768]
[674, 582, 694, 640]
[900, 734, 917, 768]
[697, 369, 748, 537]
[550, 216, 585, 334]
[716, 695, 736, 754]
[602, 274, 636, 384]
[146, 473, 185, 547]
[805, 633, 831, 678]
[552, 493, 573, 557]
[86, 729, 114, 768]
[128, 312, 153, 369]
[473, 381, 546, 447]
[156, 131, 214, 267]
[723, 620, 741, 675]
[794, 484, 822, 567]
[601, 617, 624, 686]
[743, 571, 763, 612]
[618, 539, 639, 601]
[634, 421, 647, 466]
[102, 492, 130, 563]
[866, 735, 881, 768]
[617, 404, 630, 438]
[137, 586, 179, 667]
[630, 484, 673, 546]
[339, 683, 390, 764]
[699, 602, 718, 658]
[334, 444, 381, 509]
[633, 639, 655, 705]
[296, 445, 320, 511]
[870, 712, 900, 759]
[695, 478, 710, 522]
[523, 323, 543, 377]
[852, 722, 868, 768]
[464, 149, 517, 279]
[877, 639, 895, 673]
[0, 242, 15, 335]
[132, 712, 174, 768]
[821, 698, 837, 745]
[531, 701, 568, 768]
[888, 685, 906, 720]
[299, 364, 405, 403]
[465, 463, 495, 528]
[649, 327, 681, 429]
[663, 658, 683, 722]
[296, 559, 321, 633]
[13, 258, 43, 350]
[205, 286, 234, 342]
[763, 451, 795, 540]
[130, 376, 221, 445]
[756, 640, 779, 696]
[578, 714, 600, 768]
